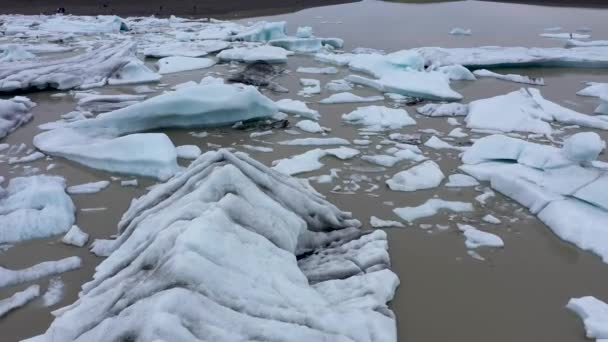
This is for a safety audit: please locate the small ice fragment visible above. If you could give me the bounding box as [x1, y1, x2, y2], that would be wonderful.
[8, 151, 45, 164]
[319, 92, 383, 104]
[445, 174, 479, 187]
[562, 132, 605, 162]
[295, 120, 325, 133]
[42, 277, 64, 307]
[176, 145, 202, 159]
[482, 214, 501, 224]
[61, 225, 89, 247]
[387, 161, 445, 192]
[458, 224, 504, 249]
[278, 137, 349, 146]
[120, 179, 138, 187]
[370, 216, 405, 228]
[67, 181, 110, 194]
[296, 67, 338, 74]
[566, 296, 608, 340]
[276, 99, 320, 120]
[393, 199, 474, 223]
[0, 285, 40, 317]
[449, 28, 472, 36]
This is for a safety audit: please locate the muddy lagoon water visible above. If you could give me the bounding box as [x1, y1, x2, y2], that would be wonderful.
[1, 1, 608, 341]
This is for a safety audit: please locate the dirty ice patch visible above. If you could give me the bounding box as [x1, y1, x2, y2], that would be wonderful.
[272, 147, 360, 175]
[342, 105, 416, 131]
[0, 175, 75, 244]
[386, 161, 445, 192]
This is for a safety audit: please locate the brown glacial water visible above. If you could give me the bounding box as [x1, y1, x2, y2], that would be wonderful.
[1, 1, 608, 341]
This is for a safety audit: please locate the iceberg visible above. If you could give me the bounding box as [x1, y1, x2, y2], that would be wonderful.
[0, 175, 75, 244]
[342, 105, 416, 131]
[176, 145, 202, 159]
[445, 174, 479, 187]
[386, 161, 445, 192]
[578, 82, 608, 98]
[270, 37, 344, 53]
[228, 21, 287, 42]
[62, 225, 90, 248]
[0, 96, 36, 139]
[38, 15, 128, 34]
[297, 66, 338, 74]
[28, 150, 399, 342]
[295, 120, 325, 133]
[42, 277, 64, 307]
[278, 137, 350, 146]
[370, 216, 405, 228]
[540, 33, 590, 40]
[299, 78, 321, 96]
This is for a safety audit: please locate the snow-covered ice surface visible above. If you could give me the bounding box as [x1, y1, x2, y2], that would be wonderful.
[567, 296, 608, 341]
[28, 150, 399, 342]
[0, 176, 75, 244]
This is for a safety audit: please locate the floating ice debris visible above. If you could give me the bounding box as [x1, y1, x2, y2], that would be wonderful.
[8, 151, 45, 164]
[566, 39, 608, 48]
[449, 28, 472, 36]
[482, 214, 501, 224]
[473, 69, 545, 85]
[42, 277, 64, 307]
[273, 147, 360, 175]
[342, 105, 416, 131]
[279, 137, 350, 146]
[0, 256, 81, 288]
[448, 128, 468, 138]
[566, 296, 608, 341]
[436, 64, 476, 81]
[38, 15, 129, 34]
[424, 136, 467, 152]
[62, 225, 90, 247]
[562, 132, 605, 162]
[386, 161, 445, 192]
[325, 79, 353, 92]
[393, 198, 474, 223]
[35, 84, 276, 179]
[218, 46, 293, 63]
[296, 26, 313, 38]
[228, 21, 287, 42]
[142, 41, 230, 58]
[275, 99, 320, 120]
[295, 120, 326, 133]
[31, 150, 398, 342]
[75, 94, 146, 113]
[362, 148, 426, 167]
[0, 45, 36, 62]
[415, 46, 608, 68]
[0, 42, 136, 92]
[460, 134, 608, 262]
[0, 285, 39, 318]
[270, 36, 344, 53]
[299, 78, 321, 96]
[319, 92, 384, 104]
[0, 96, 36, 139]
[544, 27, 563, 32]
[67, 181, 110, 195]
[445, 174, 480, 187]
[541, 33, 590, 40]
[120, 179, 138, 187]
[475, 188, 495, 205]
[458, 224, 503, 248]
[346, 72, 461, 101]
[157, 56, 216, 74]
[0, 175, 75, 244]
[578, 82, 608, 98]
[175, 145, 202, 159]
[466, 88, 608, 134]
[389, 133, 422, 145]
[417, 103, 468, 117]
[370, 216, 405, 228]
[297, 66, 338, 74]
[107, 59, 161, 86]
[241, 145, 273, 152]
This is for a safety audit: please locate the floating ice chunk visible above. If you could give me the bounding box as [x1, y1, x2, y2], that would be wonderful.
[270, 37, 343, 53]
[0, 285, 39, 318]
[273, 147, 359, 175]
[346, 72, 462, 101]
[8, 151, 45, 164]
[325, 79, 353, 92]
[175, 145, 202, 159]
[466, 88, 608, 134]
[482, 214, 501, 224]
[342, 105, 416, 131]
[67, 181, 110, 195]
[297, 66, 338, 74]
[436, 64, 476, 81]
[279, 137, 350, 146]
[61, 225, 89, 247]
[218, 46, 292, 63]
[541, 32, 590, 39]
[30, 150, 397, 341]
[425, 136, 467, 151]
[0, 45, 35, 62]
[475, 188, 495, 205]
[348, 50, 425, 76]
[0, 96, 36, 139]
[449, 28, 472, 36]
[567, 296, 608, 341]
[120, 179, 138, 187]
[76, 94, 146, 113]
[0, 42, 135, 92]
[315, 52, 355, 66]
[276, 99, 320, 120]
[143, 41, 229, 58]
[417, 102, 468, 117]
[445, 174, 479, 187]
[319, 92, 383, 104]
[566, 39, 608, 48]
[393, 198, 474, 223]
[415, 46, 608, 68]
[42, 277, 64, 307]
[157, 56, 216, 74]
[38, 15, 128, 33]
[229, 21, 287, 42]
[370, 216, 405, 228]
[562, 132, 605, 162]
[296, 26, 313, 38]
[242, 145, 273, 153]
[108, 59, 161, 86]
[457, 224, 504, 249]
[448, 127, 468, 138]
[386, 161, 445, 192]
[0, 256, 81, 288]
[544, 26, 562, 32]
[473, 69, 545, 85]
[299, 78, 321, 96]
[296, 120, 325, 133]
[0, 175, 75, 244]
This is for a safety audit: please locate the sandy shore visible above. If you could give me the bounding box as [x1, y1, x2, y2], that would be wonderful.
[0, 0, 357, 17]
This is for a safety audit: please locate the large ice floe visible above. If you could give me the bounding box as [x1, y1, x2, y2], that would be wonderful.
[0, 175, 75, 244]
[0, 42, 148, 92]
[34, 84, 277, 179]
[460, 133, 608, 263]
[0, 96, 36, 139]
[28, 150, 399, 342]
[317, 50, 462, 100]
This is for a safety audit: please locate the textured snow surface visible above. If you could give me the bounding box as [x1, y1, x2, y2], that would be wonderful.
[28, 150, 399, 342]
